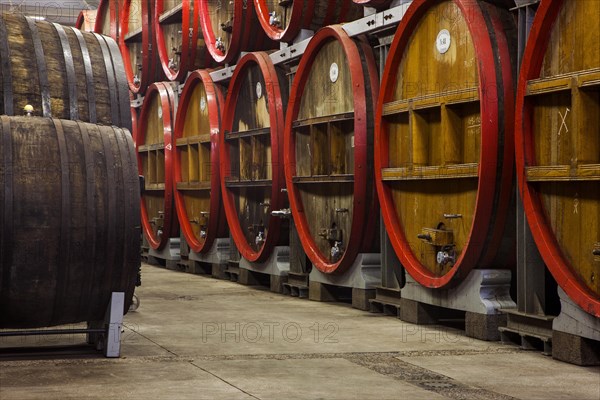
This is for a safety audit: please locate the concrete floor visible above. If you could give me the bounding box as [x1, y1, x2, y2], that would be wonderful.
[1, 264, 599, 400]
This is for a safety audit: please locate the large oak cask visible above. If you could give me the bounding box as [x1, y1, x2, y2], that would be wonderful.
[375, 0, 516, 288]
[174, 70, 227, 254]
[220, 52, 289, 263]
[284, 25, 379, 274]
[516, 0, 600, 317]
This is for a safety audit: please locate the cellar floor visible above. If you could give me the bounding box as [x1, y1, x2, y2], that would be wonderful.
[1, 264, 599, 400]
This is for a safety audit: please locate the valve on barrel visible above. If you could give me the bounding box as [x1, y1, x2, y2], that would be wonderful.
[248, 223, 266, 247]
[269, 12, 281, 27]
[319, 223, 344, 262]
[215, 37, 225, 52]
[418, 223, 456, 269]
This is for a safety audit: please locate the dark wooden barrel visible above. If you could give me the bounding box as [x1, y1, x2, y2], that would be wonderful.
[174, 70, 227, 254]
[199, 0, 276, 65]
[284, 25, 379, 274]
[0, 13, 131, 131]
[94, 0, 120, 39]
[220, 52, 289, 263]
[516, 0, 600, 317]
[120, 0, 164, 94]
[253, 0, 362, 42]
[375, 0, 516, 288]
[0, 116, 140, 329]
[137, 82, 179, 250]
[154, 0, 213, 82]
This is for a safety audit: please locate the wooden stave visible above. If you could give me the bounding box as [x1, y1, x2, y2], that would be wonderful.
[219, 52, 288, 263]
[253, 0, 363, 43]
[374, 0, 516, 288]
[0, 116, 140, 329]
[137, 82, 180, 250]
[199, 0, 276, 65]
[0, 13, 131, 131]
[284, 25, 380, 274]
[173, 70, 227, 254]
[515, 0, 600, 317]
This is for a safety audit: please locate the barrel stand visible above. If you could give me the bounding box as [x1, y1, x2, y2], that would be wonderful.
[369, 224, 404, 317]
[551, 288, 600, 366]
[309, 254, 381, 311]
[147, 238, 181, 269]
[238, 246, 290, 293]
[186, 238, 231, 276]
[0, 293, 125, 358]
[400, 270, 516, 341]
[282, 221, 310, 298]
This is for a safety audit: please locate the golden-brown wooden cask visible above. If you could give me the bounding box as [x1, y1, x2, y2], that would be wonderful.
[220, 52, 289, 263]
[516, 0, 600, 317]
[174, 70, 227, 254]
[137, 82, 180, 251]
[375, 0, 517, 288]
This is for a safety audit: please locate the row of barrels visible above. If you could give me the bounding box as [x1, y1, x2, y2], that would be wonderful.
[0, 13, 140, 328]
[138, 0, 600, 318]
[76, 0, 391, 93]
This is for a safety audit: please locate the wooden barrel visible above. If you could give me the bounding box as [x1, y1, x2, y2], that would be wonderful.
[515, 0, 600, 317]
[220, 52, 288, 263]
[375, 0, 516, 288]
[0, 116, 140, 329]
[199, 0, 276, 65]
[352, 0, 393, 9]
[137, 82, 179, 250]
[120, 0, 163, 94]
[94, 0, 120, 39]
[174, 70, 227, 254]
[253, 0, 363, 43]
[284, 25, 379, 274]
[154, 0, 212, 82]
[0, 13, 131, 131]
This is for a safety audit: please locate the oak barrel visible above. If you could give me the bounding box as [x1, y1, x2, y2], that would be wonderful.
[137, 82, 179, 251]
[120, 0, 164, 94]
[284, 25, 379, 274]
[0, 116, 140, 329]
[154, 0, 212, 82]
[515, 0, 600, 316]
[174, 70, 227, 254]
[220, 52, 289, 263]
[375, 0, 516, 288]
[199, 0, 276, 65]
[253, 0, 362, 43]
[0, 13, 131, 131]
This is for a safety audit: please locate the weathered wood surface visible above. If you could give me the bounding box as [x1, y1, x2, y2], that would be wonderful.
[0, 116, 140, 329]
[0, 13, 131, 131]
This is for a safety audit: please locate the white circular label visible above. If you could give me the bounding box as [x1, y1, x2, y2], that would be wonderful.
[436, 29, 451, 54]
[329, 62, 339, 83]
[256, 82, 263, 99]
[200, 97, 207, 111]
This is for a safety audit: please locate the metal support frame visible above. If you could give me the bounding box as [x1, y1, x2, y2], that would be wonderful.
[188, 237, 231, 266]
[0, 292, 125, 358]
[148, 237, 181, 265]
[239, 246, 290, 278]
